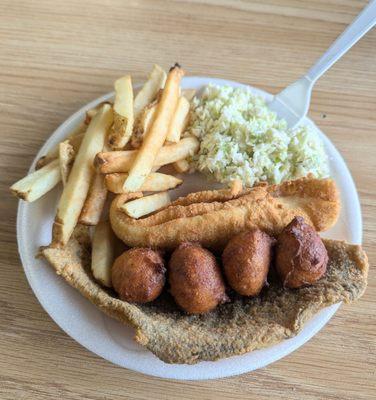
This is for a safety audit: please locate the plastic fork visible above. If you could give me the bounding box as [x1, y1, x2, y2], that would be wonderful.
[268, 0, 376, 128]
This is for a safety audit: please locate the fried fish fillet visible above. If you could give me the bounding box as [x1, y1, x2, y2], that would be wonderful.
[41, 225, 368, 364]
[110, 177, 340, 250]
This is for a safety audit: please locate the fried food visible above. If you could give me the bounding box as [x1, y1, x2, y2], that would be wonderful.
[52, 103, 113, 247]
[10, 159, 61, 202]
[121, 192, 171, 219]
[58, 140, 75, 186]
[173, 159, 190, 173]
[123, 64, 184, 191]
[108, 75, 134, 149]
[166, 96, 190, 143]
[275, 216, 328, 288]
[112, 248, 166, 303]
[169, 242, 228, 314]
[105, 172, 182, 194]
[222, 230, 274, 296]
[133, 64, 166, 118]
[78, 172, 107, 225]
[41, 226, 368, 363]
[35, 122, 86, 170]
[131, 99, 158, 148]
[95, 136, 199, 174]
[91, 220, 116, 287]
[110, 177, 340, 250]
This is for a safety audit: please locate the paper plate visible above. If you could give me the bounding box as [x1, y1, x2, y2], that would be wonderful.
[17, 77, 362, 380]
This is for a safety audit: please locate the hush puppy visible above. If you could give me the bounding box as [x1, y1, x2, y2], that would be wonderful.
[112, 248, 165, 303]
[168, 242, 228, 314]
[275, 216, 328, 288]
[222, 229, 274, 296]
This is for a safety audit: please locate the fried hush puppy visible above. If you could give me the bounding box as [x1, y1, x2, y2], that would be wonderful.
[222, 229, 274, 296]
[112, 248, 166, 303]
[169, 242, 228, 314]
[275, 216, 328, 288]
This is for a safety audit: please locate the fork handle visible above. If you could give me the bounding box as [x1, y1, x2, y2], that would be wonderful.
[306, 0, 376, 83]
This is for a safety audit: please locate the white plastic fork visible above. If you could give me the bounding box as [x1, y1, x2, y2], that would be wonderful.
[268, 0, 376, 128]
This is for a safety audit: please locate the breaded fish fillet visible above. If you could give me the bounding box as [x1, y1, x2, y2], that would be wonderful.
[110, 177, 340, 250]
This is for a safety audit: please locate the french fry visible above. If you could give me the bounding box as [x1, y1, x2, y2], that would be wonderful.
[59, 141, 75, 186]
[105, 172, 182, 194]
[121, 192, 171, 219]
[36, 148, 59, 170]
[52, 104, 113, 247]
[85, 102, 112, 124]
[165, 96, 190, 143]
[85, 108, 98, 124]
[91, 220, 116, 287]
[134, 64, 167, 118]
[182, 89, 196, 101]
[79, 138, 112, 225]
[113, 192, 144, 209]
[131, 101, 158, 148]
[124, 65, 184, 191]
[108, 76, 134, 149]
[96, 136, 199, 174]
[10, 159, 61, 202]
[37, 132, 84, 171]
[36, 102, 105, 170]
[173, 159, 190, 174]
[36, 122, 87, 169]
[68, 132, 84, 152]
[78, 172, 108, 225]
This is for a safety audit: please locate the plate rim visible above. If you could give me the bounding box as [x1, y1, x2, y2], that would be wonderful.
[16, 76, 362, 380]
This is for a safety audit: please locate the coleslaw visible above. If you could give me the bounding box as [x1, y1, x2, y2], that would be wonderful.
[188, 84, 329, 187]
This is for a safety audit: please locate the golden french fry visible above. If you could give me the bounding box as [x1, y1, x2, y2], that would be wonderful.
[182, 89, 196, 101]
[131, 101, 158, 148]
[36, 121, 87, 170]
[36, 152, 58, 170]
[114, 192, 144, 208]
[96, 136, 199, 174]
[108, 76, 134, 149]
[68, 132, 84, 152]
[166, 96, 190, 143]
[124, 65, 184, 191]
[121, 192, 171, 219]
[37, 132, 84, 171]
[37, 102, 108, 170]
[10, 159, 61, 202]
[105, 172, 182, 194]
[91, 220, 116, 287]
[79, 139, 110, 226]
[85, 108, 98, 122]
[52, 104, 113, 247]
[134, 64, 167, 118]
[78, 172, 108, 225]
[58, 141, 75, 186]
[85, 102, 113, 125]
[173, 159, 190, 174]
[78, 139, 111, 226]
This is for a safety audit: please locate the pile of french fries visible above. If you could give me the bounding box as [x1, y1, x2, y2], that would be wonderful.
[10, 64, 198, 287]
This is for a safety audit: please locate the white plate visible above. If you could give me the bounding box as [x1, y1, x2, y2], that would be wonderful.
[17, 77, 362, 380]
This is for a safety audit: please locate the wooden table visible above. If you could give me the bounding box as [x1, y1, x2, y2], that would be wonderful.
[1, 0, 375, 398]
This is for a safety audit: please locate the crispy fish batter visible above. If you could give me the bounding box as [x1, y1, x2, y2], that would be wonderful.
[41, 225, 368, 364]
[110, 177, 340, 250]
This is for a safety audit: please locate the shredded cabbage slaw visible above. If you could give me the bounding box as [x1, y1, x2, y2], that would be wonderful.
[187, 84, 329, 187]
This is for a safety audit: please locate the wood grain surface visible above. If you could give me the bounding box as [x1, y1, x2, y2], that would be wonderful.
[0, 0, 375, 399]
